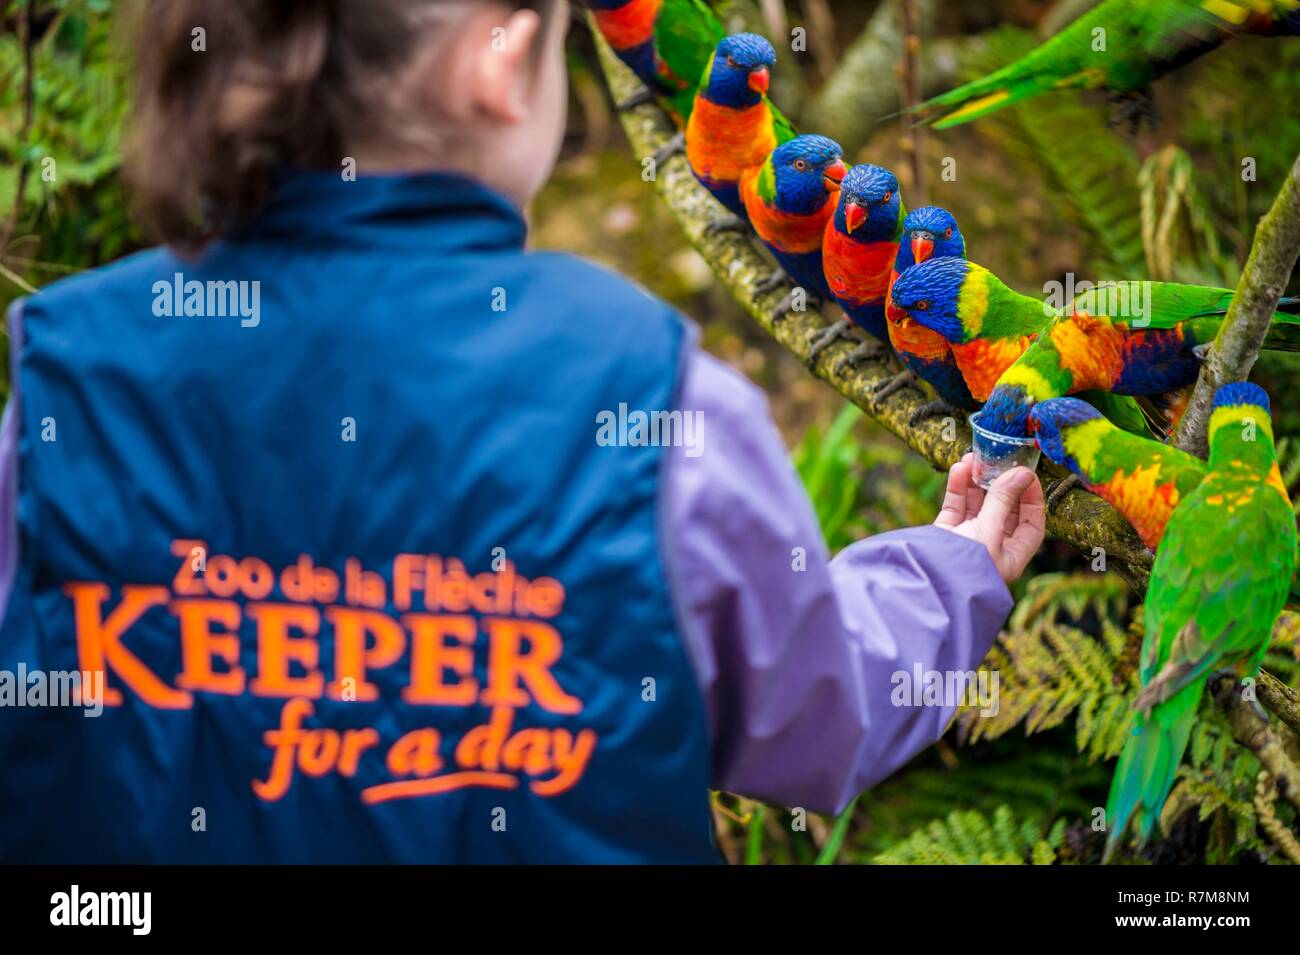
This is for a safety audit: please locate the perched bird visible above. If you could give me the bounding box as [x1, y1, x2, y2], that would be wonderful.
[1101, 382, 1296, 860]
[1029, 397, 1206, 550]
[813, 163, 905, 366]
[740, 135, 848, 320]
[886, 258, 1051, 403]
[685, 33, 796, 221]
[915, 0, 1300, 130]
[588, 0, 724, 125]
[981, 284, 1300, 438]
[878, 206, 977, 417]
[890, 258, 1300, 437]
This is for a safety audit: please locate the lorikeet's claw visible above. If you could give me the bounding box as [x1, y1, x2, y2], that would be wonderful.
[651, 131, 686, 168]
[835, 340, 888, 376]
[1108, 88, 1156, 136]
[872, 369, 922, 401]
[704, 212, 748, 236]
[773, 289, 822, 322]
[754, 268, 789, 297]
[617, 85, 658, 112]
[1046, 473, 1083, 513]
[805, 319, 855, 368]
[908, 399, 963, 427]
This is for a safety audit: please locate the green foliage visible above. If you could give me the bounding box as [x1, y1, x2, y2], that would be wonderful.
[0, 0, 138, 401]
[956, 573, 1139, 761]
[872, 805, 1066, 865]
[792, 402, 945, 551]
[1139, 145, 1237, 286]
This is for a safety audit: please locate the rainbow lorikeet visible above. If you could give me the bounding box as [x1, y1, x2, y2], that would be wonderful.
[1029, 397, 1206, 550]
[685, 33, 796, 221]
[890, 257, 1300, 437]
[588, 0, 724, 125]
[811, 164, 904, 367]
[1032, 395, 1300, 607]
[915, 0, 1300, 130]
[877, 206, 978, 418]
[741, 135, 848, 320]
[1098, 382, 1295, 860]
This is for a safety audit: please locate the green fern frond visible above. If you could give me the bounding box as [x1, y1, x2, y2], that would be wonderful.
[872, 806, 1065, 865]
[957, 575, 1139, 759]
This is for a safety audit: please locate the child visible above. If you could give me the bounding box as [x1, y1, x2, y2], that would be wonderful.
[0, 0, 1043, 862]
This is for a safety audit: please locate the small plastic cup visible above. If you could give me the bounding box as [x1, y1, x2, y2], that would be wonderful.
[969, 411, 1041, 490]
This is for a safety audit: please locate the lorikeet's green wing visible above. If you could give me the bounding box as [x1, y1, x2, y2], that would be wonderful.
[769, 100, 797, 144]
[1070, 281, 1300, 349]
[1141, 468, 1295, 705]
[1029, 397, 1206, 549]
[655, 0, 725, 121]
[916, 0, 1297, 129]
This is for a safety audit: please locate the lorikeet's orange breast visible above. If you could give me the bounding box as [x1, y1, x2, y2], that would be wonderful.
[822, 224, 896, 307]
[885, 270, 951, 361]
[950, 336, 1034, 402]
[740, 172, 836, 254]
[1095, 464, 1182, 551]
[686, 99, 777, 185]
[594, 0, 662, 50]
[1049, 312, 1124, 391]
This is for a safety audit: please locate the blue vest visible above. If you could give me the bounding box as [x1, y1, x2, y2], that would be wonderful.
[0, 171, 717, 863]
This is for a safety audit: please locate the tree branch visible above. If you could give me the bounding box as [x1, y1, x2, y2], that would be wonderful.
[1259, 669, 1300, 739]
[1172, 151, 1300, 457]
[1213, 675, 1300, 815]
[590, 21, 1153, 592]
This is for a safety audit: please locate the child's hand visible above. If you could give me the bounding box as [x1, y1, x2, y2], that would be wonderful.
[934, 453, 1045, 585]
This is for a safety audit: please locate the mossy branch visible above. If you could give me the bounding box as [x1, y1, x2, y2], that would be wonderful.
[1173, 151, 1300, 458]
[1211, 675, 1300, 816]
[589, 21, 1153, 592]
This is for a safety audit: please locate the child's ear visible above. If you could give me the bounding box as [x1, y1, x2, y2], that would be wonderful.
[473, 8, 542, 124]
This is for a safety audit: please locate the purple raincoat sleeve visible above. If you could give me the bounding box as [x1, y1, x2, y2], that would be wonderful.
[0, 302, 20, 627]
[664, 348, 1013, 814]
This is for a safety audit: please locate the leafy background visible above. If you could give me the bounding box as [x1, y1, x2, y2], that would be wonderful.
[2, 0, 1299, 863]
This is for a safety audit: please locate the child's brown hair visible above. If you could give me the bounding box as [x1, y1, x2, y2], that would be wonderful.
[124, 0, 559, 250]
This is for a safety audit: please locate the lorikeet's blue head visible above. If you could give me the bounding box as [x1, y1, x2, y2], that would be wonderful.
[833, 164, 901, 243]
[980, 384, 1034, 438]
[1212, 381, 1270, 415]
[1208, 381, 1277, 454]
[1028, 397, 1101, 474]
[703, 34, 777, 108]
[765, 135, 847, 215]
[896, 206, 965, 272]
[888, 256, 970, 343]
[586, 0, 633, 8]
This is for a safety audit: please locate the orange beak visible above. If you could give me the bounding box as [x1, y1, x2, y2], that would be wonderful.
[844, 200, 866, 235]
[748, 66, 770, 94]
[823, 159, 848, 192]
[911, 234, 935, 264]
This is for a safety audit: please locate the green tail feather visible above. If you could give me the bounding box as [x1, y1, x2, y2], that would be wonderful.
[926, 70, 1078, 130]
[1103, 680, 1201, 862]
